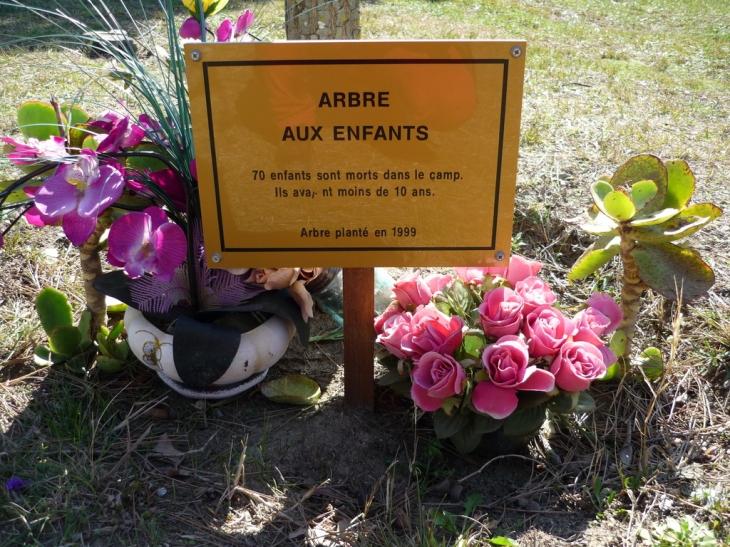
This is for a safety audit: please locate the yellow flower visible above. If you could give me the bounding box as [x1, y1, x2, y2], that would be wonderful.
[181, 0, 229, 17]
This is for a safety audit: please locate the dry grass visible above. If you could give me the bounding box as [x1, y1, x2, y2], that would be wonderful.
[2, 0, 730, 545]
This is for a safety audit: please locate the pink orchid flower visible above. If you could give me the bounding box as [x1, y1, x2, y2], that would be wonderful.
[125, 168, 187, 212]
[472, 335, 555, 420]
[95, 115, 145, 153]
[23, 186, 61, 227]
[107, 206, 187, 282]
[234, 9, 255, 38]
[179, 17, 203, 39]
[34, 149, 124, 245]
[1, 135, 67, 165]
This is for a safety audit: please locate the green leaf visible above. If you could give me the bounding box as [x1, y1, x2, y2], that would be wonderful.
[0, 179, 36, 205]
[67, 124, 99, 151]
[490, 537, 518, 546]
[448, 413, 504, 453]
[629, 207, 679, 226]
[36, 287, 73, 336]
[260, 375, 321, 405]
[548, 391, 579, 413]
[459, 333, 485, 360]
[631, 242, 715, 301]
[664, 159, 695, 210]
[125, 144, 170, 172]
[631, 180, 657, 210]
[96, 355, 123, 373]
[33, 345, 65, 366]
[591, 180, 614, 203]
[108, 320, 124, 342]
[433, 409, 470, 439]
[49, 325, 82, 356]
[65, 354, 89, 374]
[601, 362, 622, 381]
[446, 279, 474, 317]
[572, 391, 596, 414]
[17, 100, 62, 141]
[377, 369, 408, 386]
[502, 404, 546, 437]
[610, 154, 668, 215]
[78, 310, 93, 349]
[568, 236, 621, 280]
[608, 330, 627, 358]
[630, 218, 703, 244]
[60, 105, 90, 125]
[633, 347, 664, 380]
[579, 209, 619, 236]
[603, 190, 636, 221]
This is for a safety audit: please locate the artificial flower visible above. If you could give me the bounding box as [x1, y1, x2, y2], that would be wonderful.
[107, 206, 187, 281]
[550, 341, 607, 391]
[478, 286, 524, 338]
[411, 351, 467, 411]
[1, 135, 66, 165]
[34, 149, 124, 245]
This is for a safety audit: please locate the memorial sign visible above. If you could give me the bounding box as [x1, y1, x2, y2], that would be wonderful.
[185, 41, 525, 269]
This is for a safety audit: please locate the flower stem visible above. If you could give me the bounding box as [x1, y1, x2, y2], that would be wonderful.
[79, 212, 112, 331]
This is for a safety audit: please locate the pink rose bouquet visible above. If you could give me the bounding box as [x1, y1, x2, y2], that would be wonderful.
[374, 256, 623, 453]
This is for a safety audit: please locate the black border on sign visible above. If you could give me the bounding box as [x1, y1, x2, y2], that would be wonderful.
[202, 58, 510, 253]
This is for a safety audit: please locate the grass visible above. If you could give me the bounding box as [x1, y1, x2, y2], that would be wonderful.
[2, 0, 730, 545]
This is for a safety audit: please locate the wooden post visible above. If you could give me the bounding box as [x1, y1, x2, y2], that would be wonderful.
[342, 268, 375, 410]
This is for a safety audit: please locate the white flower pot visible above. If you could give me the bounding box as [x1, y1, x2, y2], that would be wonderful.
[124, 306, 295, 399]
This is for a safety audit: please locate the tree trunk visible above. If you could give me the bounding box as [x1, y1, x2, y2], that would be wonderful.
[617, 236, 646, 360]
[79, 213, 111, 332]
[285, 0, 360, 40]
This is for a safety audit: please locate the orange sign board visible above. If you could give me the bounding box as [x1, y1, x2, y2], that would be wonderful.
[185, 41, 525, 268]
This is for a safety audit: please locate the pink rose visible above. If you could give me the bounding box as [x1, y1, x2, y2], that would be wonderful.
[514, 276, 557, 314]
[376, 312, 412, 359]
[572, 307, 611, 345]
[472, 335, 555, 419]
[392, 270, 433, 309]
[401, 306, 464, 361]
[411, 352, 467, 411]
[374, 304, 403, 335]
[486, 254, 543, 287]
[424, 273, 452, 295]
[454, 267, 490, 284]
[478, 287, 524, 338]
[550, 341, 607, 391]
[586, 292, 623, 333]
[523, 305, 577, 357]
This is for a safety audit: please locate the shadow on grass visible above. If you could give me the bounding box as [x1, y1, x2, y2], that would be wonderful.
[0, 330, 600, 546]
[0, 0, 174, 50]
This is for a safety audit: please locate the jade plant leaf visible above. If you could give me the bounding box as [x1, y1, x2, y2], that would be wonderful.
[579, 208, 619, 236]
[629, 207, 679, 226]
[634, 347, 664, 380]
[260, 374, 321, 405]
[610, 154, 668, 215]
[96, 355, 123, 373]
[631, 242, 715, 301]
[603, 189, 636, 221]
[36, 287, 74, 336]
[631, 180, 658, 210]
[567, 236, 621, 280]
[664, 159, 695, 210]
[49, 325, 82, 356]
[67, 124, 99, 151]
[33, 345, 66, 367]
[627, 210, 717, 243]
[17, 101, 62, 141]
[590, 181, 615, 218]
[60, 105, 89, 125]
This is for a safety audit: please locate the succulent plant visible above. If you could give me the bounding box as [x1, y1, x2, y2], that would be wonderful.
[34, 287, 130, 373]
[569, 154, 722, 359]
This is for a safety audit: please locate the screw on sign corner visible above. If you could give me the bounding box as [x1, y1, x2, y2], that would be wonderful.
[495, 251, 506, 261]
[511, 46, 522, 58]
[211, 253, 222, 263]
[190, 49, 202, 62]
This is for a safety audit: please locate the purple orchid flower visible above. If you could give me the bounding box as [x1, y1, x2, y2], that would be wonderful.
[234, 10, 254, 38]
[96, 115, 145, 153]
[107, 206, 187, 282]
[23, 186, 61, 227]
[1, 135, 66, 165]
[217, 19, 233, 42]
[179, 17, 203, 39]
[34, 149, 125, 245]
[125, 168, 187, 212]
